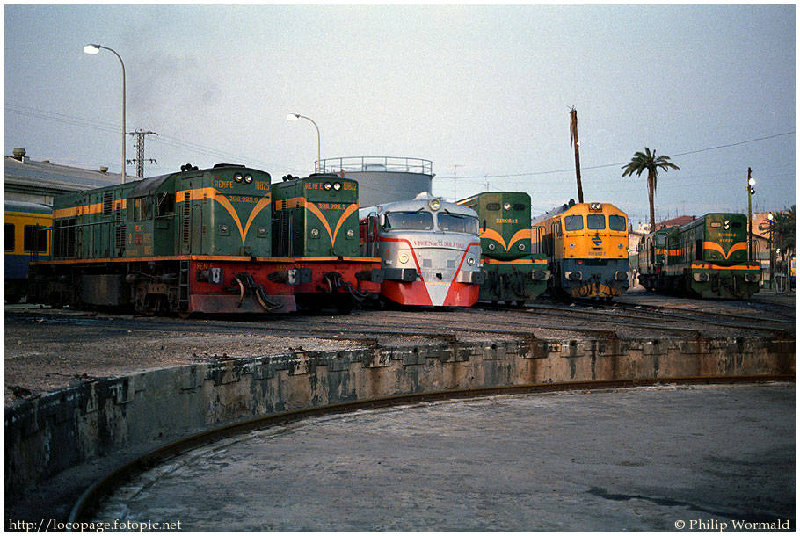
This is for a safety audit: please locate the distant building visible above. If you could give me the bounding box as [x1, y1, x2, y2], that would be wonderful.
[4, 148, 121, 205]
[655, 215, 696, 230]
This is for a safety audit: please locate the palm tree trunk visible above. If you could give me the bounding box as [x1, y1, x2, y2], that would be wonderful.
[648, 172, 656, 231]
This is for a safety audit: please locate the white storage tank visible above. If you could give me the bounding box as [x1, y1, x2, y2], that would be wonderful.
[319, 156, 433, 207]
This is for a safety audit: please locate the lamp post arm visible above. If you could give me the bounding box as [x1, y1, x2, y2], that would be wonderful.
[98, 46, 127, 184]
[292, 114, 321, 173]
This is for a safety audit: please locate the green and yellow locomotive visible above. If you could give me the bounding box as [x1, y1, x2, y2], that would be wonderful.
[651, 213, 760, 299]
[532, 201, 630, 300]
[272, 173, 381, 311]
[458, 192, 548, 305]
[30, 164, 381, 314]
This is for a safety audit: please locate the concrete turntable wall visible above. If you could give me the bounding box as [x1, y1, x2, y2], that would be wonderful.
[5, 335, 795, 502]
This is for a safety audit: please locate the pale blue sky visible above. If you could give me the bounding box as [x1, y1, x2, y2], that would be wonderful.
[4, 4, 795, 225]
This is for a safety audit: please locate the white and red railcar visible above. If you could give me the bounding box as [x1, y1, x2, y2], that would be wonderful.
[360, 194, 484, 307]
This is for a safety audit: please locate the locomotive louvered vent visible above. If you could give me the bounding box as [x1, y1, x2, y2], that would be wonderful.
[115, 207, 126, 249]
[103, 192, 113, 215]
[182, 192, 191, 243]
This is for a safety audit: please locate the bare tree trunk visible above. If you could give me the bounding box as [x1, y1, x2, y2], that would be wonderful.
[570, 108, 584, 203]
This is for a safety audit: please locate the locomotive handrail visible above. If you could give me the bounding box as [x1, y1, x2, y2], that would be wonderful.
[319, 156, 433, 176]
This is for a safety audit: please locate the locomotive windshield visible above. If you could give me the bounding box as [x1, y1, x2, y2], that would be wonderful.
[564, 215, 583, 231]
[383, 211, 434, 231]
[438, 212, 479, 234]
[587, 214, 605, 229]
[609, 215, 626, 231]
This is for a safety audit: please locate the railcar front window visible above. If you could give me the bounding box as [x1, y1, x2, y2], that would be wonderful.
[564, 215, 583, 231]
[438, 213, 479, 234]
[609, 215, 626, 231]
[587, 214, 606, 229]
[383, 212, 433, 231]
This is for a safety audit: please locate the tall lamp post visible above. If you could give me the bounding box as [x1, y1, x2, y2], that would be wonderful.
[746, 168, 755, 261]
[84, 44, 126, 184]
[287, 113, 321, 173]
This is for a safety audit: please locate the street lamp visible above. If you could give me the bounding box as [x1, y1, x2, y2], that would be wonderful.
[287, 113, 321, 173]
[84, 44, 126, 184]
[746, 168, 755, 261]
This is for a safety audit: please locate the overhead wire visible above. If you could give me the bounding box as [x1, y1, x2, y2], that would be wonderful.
[435, 130, 796, 180]
[5, 103, 282, 172]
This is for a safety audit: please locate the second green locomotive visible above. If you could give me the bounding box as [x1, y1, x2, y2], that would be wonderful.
[458, 192, 549, 305]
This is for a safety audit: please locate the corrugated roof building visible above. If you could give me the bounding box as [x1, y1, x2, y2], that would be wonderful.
[4, 148, 122, 205]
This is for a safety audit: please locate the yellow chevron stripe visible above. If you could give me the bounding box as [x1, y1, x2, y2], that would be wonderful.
[480, 228, 507, 250]
[703, 241, 747, 260]
[506, 228, 531, 251]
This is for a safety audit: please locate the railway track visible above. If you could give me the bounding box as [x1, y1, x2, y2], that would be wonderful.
[9, 294, 793, 346]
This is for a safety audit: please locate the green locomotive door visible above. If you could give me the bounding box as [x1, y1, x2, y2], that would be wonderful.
[178, 178, 203, 255]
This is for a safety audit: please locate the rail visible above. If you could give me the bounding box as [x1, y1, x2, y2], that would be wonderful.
[319, 156, 433, 176]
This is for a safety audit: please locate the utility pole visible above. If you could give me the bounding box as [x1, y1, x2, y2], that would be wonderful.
[128, 129, 157, 178]
[452, 164, 463, 201]
[746, 167, 755, 261]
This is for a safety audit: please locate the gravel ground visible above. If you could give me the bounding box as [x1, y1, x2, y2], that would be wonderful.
[3, 310, 365, 406]
[4, 289, 794, 407]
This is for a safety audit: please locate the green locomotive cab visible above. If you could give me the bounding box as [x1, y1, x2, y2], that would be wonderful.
[271, 174, 360, 258]
[458, 192, 549, 305]
[170, 164, 273, 257]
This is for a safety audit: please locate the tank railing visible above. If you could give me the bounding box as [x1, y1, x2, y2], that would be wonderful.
[319, 156, 433, 176]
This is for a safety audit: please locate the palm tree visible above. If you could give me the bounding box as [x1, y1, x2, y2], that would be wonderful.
[621, 148, 680, 231]
[773, 205, 796, 263]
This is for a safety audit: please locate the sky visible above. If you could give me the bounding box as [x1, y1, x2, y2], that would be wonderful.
[4, 4, 796, 226]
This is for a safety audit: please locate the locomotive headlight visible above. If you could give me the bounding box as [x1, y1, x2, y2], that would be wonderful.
[618, 243, 625, 249]
[234, 172, 244, 183]
[589, 203, 601, 211]
[504, 202, 511, 211]
[488, 243, 496, 251]
[310, 228, 320, 238]
[569, 243, 576, 248]
[518, 243, 526, 251]
[429, 199, 441, 211]
[333, 182, 342, 191]
[324, 182, 332, 191]
[399, 253, 409, 264]
[244, 174, 253, 184]
[467, 256, 475, 266]
[346, 229, 355, 238]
